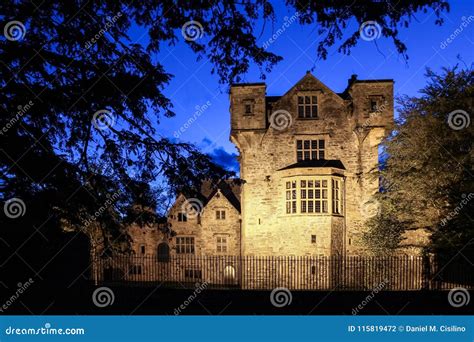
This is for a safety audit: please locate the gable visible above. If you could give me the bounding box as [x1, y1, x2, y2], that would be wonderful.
[273, 72, 345, 106]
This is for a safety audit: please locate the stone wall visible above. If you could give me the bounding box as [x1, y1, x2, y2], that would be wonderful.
[230, 73, 394, 256]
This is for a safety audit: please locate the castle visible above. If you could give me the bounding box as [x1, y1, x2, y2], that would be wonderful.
[127, 72, 394, 260]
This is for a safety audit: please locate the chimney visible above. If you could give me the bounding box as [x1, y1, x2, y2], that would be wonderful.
[348, 74, 358, 88]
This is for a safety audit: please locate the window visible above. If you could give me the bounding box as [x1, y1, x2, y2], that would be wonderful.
[216, 236, 227, 253]
[332, 179, 341, 214]
[296, 139, 325, 161]
[285, 181, 297, 214]
[243, 99, 254, 115]
[297, 95, 318, 118]
[216, 210, 226, 220]
[184, 269, 202, 280]
[311, 235, 317, 244]
[284, 177, 342, 215]
[367, 95, 385, 116]
[300, 179, 328, 213]
[176, 236, 195, 254]
[129, 265, 142, 275]
[245, 104, 252, 114]
[140, 244, 146, 255]
[370, 99, 378, 112]
[177, 212, 187, 222]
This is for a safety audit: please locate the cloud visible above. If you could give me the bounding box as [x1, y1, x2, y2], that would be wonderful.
[208, 147, 239, 173]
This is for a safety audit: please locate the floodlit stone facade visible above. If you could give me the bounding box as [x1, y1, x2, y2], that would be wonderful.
[127, 72, 394, 259]
[231, 72, 393, 257]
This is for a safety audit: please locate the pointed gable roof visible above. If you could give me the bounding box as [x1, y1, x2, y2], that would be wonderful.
[200, 179, 241, 213]
[276, 71, 345, 103]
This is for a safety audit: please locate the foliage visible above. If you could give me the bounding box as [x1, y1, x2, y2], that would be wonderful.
[364, 66, 474, 256]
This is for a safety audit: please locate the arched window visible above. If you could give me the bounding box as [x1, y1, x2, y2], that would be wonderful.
[157, 242, 170, 262]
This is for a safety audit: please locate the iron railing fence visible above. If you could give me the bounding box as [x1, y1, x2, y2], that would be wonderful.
[91, 255, 474, 291]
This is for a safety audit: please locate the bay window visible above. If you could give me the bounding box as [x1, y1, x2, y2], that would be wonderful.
[285, 177, 343, 215]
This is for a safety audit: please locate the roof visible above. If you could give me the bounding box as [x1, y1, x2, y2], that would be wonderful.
[200, 179, 241, 213]
[231, 82, 265, 87]
[278, 159, 346, 171]
[352, 79, 394, 83]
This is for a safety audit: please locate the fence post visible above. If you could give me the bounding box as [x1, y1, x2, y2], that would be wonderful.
[421, 254, 431, 290]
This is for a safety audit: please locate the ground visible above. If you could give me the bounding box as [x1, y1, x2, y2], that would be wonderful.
[2, 281, 472, 315]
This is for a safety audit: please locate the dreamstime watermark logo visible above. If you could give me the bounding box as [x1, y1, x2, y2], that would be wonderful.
[80, 190, 122, 228]
[181, 21, 204, 41]
[447, 109, 470, 130]
[174, 101, 212, 139]
[5, 323, 85, 336]
[0, 278, 35, 313]
[441, 193, 473, 226]
[440, 16, 474, 49]
[84, 12, 123, 49]
[359, 21, 382, 41]
[4, 198, 26, 219]
[3, 21, 26, 41]
[352, 279, 388, 315]
[92, 287, 115, 307]
[270, 287, 292, 307]
[262, 12, 300, 49]
[269, 110, 292, 131]
[359, 100, 388, 130]
[181, 198, 203, 219]
[448, 287, 470, 308]
[359, 200, 381, 219]
[173, 282, 208, 315]
[92, 109, 115, 131]
[0, 101, 34, 136]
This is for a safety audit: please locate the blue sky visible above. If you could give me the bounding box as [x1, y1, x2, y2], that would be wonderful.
[132, 1, 474, 173]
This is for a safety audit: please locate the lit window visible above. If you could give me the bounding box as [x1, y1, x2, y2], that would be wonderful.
[216, 236, 228, 253]
[297, 95, 318, 118]
[285, 178, 342, 215]
[216, 210, 226, 220]
[286, 181, 297, 214]
[177, 212, 187, 222]
[332, 179, 341, 214]
[176, 236, 195, 254]
[296, 139, 325, 161]
[300, 179, 328, 213]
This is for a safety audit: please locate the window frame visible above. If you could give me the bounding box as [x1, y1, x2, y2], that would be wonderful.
[177, 212, 187, 222]
[216, 235, 228, 253]
[296, 139, 326, 161]
[284, 176, 344, 215]
[243, 99, 255, 116]
[297, 95, 319, 119]
[175, 236, 195, 254]
[367, 95, 385, 116]
[216, 209, 226, 220]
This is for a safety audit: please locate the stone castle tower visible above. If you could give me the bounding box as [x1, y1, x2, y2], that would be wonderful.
[230, 72, 393, 257]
